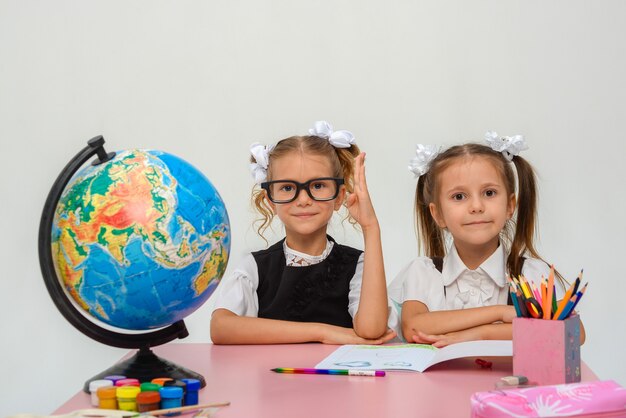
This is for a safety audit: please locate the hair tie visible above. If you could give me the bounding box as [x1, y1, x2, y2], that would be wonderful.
[408, 144, 440, 178]
[249, 142, 275, 184]
[485, 131, 528, 161]
[309, 120, 356, 149]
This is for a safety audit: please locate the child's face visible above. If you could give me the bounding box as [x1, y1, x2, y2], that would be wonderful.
[429, 156, 515, 255]
[266, 151, 345, 241]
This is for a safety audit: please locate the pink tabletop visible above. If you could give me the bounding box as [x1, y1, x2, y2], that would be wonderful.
[54, 343, 598, 418]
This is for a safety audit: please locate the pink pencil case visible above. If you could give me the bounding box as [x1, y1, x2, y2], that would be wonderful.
[471, 380, 626, 417]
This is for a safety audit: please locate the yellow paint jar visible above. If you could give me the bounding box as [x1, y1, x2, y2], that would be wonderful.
[117, 385, 141, 411]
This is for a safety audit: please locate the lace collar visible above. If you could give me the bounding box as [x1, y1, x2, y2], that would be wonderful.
[283, 239, 334, 267]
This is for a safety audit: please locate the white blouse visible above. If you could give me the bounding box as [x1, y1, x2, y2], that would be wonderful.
[387, 244, 565, 338]
[211, 239, 365, 319]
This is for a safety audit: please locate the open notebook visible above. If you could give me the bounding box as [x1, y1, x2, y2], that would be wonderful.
[315, 340, 512, 372]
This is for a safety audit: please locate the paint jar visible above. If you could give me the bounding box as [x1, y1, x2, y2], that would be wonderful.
[115, 378, 140, 387]
[117, 386, 141, 411]
[164, 380, 187, 404]
[140, 382, 162, 392]
[89, 379, 113, 406]
[97, 386, 118, 409]
[160, 386, 184, 415]
[136, 391, 161, 412]
[181, 378, 200, 405]
[152, 377, 173, 386]
[103, 375, 126, 385]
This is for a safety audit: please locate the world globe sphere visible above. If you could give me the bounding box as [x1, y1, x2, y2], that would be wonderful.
[50, 148, 230, 331]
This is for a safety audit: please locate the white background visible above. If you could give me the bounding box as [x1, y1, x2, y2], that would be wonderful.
[1, 1, 625, 415]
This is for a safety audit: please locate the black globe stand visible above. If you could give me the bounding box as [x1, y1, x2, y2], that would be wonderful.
[83, 345, 206, 393]
[39, 136, 206, 394]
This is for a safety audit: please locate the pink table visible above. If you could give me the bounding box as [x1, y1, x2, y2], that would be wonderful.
[55, 343, 598, 417]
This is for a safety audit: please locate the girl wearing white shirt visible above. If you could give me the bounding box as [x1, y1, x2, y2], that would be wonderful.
[389, 133, 585, 346]
[211, 121, 394, 345]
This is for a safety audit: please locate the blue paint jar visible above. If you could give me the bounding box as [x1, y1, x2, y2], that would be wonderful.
[181, 378, 200, 405]
[163, 379, 187, 404]
[159, 386, 184, 415]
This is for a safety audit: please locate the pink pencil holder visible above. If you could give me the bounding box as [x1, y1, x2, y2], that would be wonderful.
[512, 315, 581, 385]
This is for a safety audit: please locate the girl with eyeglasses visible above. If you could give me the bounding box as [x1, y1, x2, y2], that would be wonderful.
[210, 121, 395, 345]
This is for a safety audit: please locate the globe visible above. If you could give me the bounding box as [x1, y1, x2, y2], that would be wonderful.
[51, 148, 229, 330]
[39, 136, 230, 391]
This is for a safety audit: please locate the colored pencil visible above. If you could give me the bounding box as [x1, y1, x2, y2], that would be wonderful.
[519, 276, 532, 299]
[572, 270, 583, 295]
[572, 277, 581, 298]
[271, 368, 385, 377]
[519, 276, 540, 317]
[530, 281, 541, 303]
[564, 283, 588, 318]
[553, 279, 578, 320]
[557, 295, 578, 320]
[545, 267, 555, 320]
[516, 289, 529, 318]
[509, 282, 522, 317]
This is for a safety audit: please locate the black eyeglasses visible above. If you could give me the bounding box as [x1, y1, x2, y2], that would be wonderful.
[261, 177, 344, 204]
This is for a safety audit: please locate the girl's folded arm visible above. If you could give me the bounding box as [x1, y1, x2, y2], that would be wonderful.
[211, 308, 324, 344]
[401, 300, 512, 341]
[211, 308, 396, 345]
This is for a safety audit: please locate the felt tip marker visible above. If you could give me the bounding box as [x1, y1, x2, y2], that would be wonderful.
[271, 368, 385, 377]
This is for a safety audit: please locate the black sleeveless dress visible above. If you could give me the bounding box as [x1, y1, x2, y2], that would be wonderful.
[253, 237, 362, 328]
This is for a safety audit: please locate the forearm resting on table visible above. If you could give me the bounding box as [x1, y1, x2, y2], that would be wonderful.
[353, 224, 388, 339]
[210, 309, 325, 344]
[470, 323, 512, 340]
[402, 302, 507, 340]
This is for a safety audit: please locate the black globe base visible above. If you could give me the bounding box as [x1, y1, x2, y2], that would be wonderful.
[82, 346, 206, 393]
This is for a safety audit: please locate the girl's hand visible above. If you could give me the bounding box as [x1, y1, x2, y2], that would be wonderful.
[501, 305, 518, 323]
[320, 325, 396, 345]
[410, 329, 482, 348]
[346, 153, 379, 232]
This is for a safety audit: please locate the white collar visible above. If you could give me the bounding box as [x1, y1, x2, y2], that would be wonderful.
[442, 243, 507, 288]
[283, 239, 334, 267]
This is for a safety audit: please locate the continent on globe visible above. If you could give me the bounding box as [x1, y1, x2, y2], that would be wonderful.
[50, 149, 230, 330]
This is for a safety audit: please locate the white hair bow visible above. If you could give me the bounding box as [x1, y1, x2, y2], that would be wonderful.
[408, 144, 440, 178]
[249, 142, 275, 184]
[484, 131, 528, 161]
[309, 120, 356, 149]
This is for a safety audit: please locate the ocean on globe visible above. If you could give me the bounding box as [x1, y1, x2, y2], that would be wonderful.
[50, 149, 230, 330]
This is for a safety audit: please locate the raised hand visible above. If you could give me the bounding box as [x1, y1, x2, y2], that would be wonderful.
[346, 152, 379, 232]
